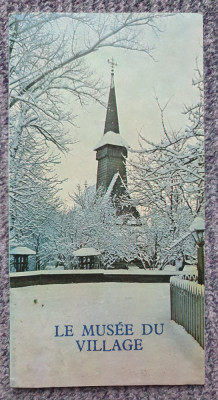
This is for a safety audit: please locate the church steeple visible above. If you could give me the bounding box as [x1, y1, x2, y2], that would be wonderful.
[104, 58, 119, 135]
[94, 59, 128, 194]
[93, 59, 140, 221]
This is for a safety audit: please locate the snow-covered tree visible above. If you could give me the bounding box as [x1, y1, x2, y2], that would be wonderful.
[69, 185, 140, 267]
[127, 66, 204, 268]
[9, 13, 163, 149]
[9, 13, 165, 263]
[41, 185, 141, 269]
[9, 128, 64, 268]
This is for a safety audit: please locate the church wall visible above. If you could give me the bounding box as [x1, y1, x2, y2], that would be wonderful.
[96, 145, 127, 191]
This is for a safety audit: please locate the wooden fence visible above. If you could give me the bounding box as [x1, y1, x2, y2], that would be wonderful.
[170, 277, 204, 348]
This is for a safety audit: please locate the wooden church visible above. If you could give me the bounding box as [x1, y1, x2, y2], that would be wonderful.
[94, 59, 139, 220]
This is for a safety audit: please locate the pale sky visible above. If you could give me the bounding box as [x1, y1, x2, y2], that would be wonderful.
[55, 13, 203, 205]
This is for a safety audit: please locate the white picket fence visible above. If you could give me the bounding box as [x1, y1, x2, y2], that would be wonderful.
[170, 277, 205, 348]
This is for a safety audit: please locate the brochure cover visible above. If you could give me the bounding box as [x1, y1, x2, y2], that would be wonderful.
[9, 12, 205, 387]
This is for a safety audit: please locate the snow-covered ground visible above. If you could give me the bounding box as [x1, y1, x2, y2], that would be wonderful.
[10, 283, 204, 387]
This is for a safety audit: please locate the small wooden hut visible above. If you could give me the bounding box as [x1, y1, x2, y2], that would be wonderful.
[73, 247, 101, 270]
[11, 247, 36, 272]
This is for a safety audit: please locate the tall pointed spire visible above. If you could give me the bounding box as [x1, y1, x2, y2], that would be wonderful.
[94, 59, 128, 193]
[94, 60, 140, 222]
[104, 58, 119, 135]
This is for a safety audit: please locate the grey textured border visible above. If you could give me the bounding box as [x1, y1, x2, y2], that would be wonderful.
[0, 1, 217, 399]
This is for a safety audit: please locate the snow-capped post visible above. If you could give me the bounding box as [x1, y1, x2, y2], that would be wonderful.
[189, 217, 205, 285]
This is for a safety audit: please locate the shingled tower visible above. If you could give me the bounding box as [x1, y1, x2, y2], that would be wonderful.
[94, 58, 129, 200]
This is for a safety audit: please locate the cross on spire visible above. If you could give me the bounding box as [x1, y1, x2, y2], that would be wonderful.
[108, 57, 117, 74]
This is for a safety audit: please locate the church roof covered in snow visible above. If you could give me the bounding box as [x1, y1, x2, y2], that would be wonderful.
[104, 171, 141, 221]
[104, 171, 127, 198]
[93, 131, 129, 151]
[105, 171, 120, 198]
[94, 62, 129, 152]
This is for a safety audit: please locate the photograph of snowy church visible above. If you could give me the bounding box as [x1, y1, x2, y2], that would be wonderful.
[9, 13, 205, 386]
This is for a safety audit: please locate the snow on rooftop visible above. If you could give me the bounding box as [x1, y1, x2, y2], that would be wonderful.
[183, 265, 198, 273]
[10, 246, 36, 255]
[73, 247, 101, 257]
[104, 172, 120, 198]
[189, 217, 205, 232]
[126, 216, 138, 225]
[93, 131, 129, 151]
